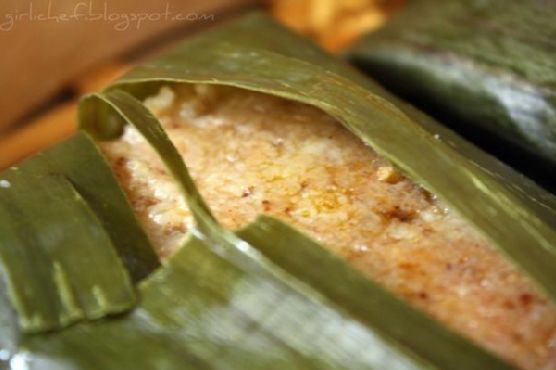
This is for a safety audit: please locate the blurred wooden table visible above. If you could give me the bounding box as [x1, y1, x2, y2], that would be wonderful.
[0, 0, 399, 169]
[0, 0, 259, 168]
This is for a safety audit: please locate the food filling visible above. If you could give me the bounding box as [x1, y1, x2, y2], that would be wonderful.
[101, 84, 556, 370]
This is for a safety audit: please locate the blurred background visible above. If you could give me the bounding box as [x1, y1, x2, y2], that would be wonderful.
[0, 0, 404, 170]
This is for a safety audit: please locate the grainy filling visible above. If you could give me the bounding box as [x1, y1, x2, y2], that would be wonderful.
[101, 84, 556, 370]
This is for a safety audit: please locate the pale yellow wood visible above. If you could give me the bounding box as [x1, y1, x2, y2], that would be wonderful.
[0, 61, 132, 169]
[0, 0, 257, 132]
[0, 102, 76, 169]
[75, 63, 130, 94]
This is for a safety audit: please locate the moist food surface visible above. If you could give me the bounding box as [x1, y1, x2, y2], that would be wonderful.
[101, 84, 556, 370]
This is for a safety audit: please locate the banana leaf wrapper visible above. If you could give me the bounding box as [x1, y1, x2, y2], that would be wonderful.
[0, 90, 515, 370]
[15, 217, 514, 370]
[1, 11, 556, 370]
[9, 85, 515, 370]
[0, 132, 158, 333]
[346, 0, 556, 190]
[98, 12, 556, 302]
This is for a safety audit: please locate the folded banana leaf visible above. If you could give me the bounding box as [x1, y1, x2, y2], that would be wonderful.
[346, 0, 556, 191]
[1, 87, 515, 369]
[6, 85, 510, 369]
[0, 132, 158, 333]
[16, 218, 514, 370]
[1, 11, 556, 370]
[44, 132, 160, 282]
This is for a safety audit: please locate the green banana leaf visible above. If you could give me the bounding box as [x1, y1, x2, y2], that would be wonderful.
[1, 84, 516, 369]
[44, 131, 160, 282]
[0, 133, 151, 333]
[0, 265, 17, 365]
[17, 218, 514, 370]
[346, 0, 556, 191]
[1, 10, 555, 370]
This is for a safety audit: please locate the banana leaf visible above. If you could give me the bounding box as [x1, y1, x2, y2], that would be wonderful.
[4, 41, 511, 366]
[15, 218, 514, 370]
[346, 0, 556, 191]
[0, 133, 145, 333]
[0, 119, 159, 332]
[1, 11, 555, 370]
[43, 132, 159, 282]
[0, 265, 18, 367]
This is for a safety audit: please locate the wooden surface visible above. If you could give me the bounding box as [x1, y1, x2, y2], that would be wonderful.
[0, 0, 257, 134]
[0, 0, 397, 170]
[0, 63, 128, 168]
